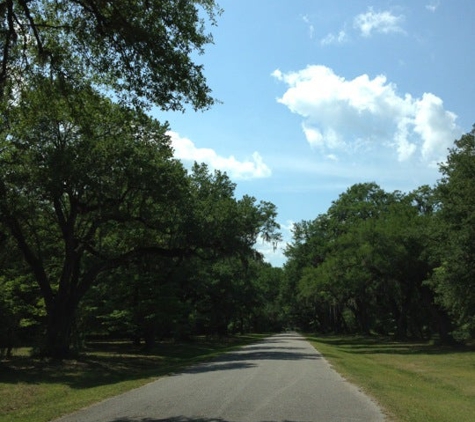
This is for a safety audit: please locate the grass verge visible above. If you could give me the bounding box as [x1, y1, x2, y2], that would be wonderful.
[306, 335, 475, 422]
[0, 334, 267, 422]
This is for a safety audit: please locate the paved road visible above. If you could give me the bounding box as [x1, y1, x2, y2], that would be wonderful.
[54, 333, 386, 422]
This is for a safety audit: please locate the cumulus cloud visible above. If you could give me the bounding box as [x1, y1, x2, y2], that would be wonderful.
[414, 93, 459, 165]
[167, 131, 272, 180]
[272, 65, 461, 164]
[354, 8, 405, 37]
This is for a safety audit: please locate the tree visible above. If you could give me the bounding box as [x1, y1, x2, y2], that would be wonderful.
[170, 164, 281, 337]
[186, 163, 281, 260]
[298, 183, 398, 334]
[250, 263, 285, 333]
[283, 216, 332, 331]
[1, 0, 221, 110]
[429, 128, 475, 340]
[70, 162, 282, 346]
[0, 78, 190, 357]
[285, 183, 446, 339]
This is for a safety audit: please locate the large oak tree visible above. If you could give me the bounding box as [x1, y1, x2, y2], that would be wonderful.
[1, 0, 224, 357]
[1, 77, 192, 357]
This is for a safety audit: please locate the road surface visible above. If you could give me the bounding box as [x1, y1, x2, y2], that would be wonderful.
[54, 333, 386, 422]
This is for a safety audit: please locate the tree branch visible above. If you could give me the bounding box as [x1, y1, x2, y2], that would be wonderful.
[0, 182, 54, 311]
[18, 0, 44, 56]
[0, 0, 14, 99]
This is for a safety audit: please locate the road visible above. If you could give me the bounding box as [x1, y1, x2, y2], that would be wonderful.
[54, 333, 386, 422]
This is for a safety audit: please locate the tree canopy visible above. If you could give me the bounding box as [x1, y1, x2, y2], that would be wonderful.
[1, 0, 220, 109]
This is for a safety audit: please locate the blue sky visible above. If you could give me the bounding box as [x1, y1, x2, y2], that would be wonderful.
[154, 0, 475, 267]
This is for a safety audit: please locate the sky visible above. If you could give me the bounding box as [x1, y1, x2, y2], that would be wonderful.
[153, 0, 475, 267]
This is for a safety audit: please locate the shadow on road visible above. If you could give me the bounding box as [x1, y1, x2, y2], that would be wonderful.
[180, 341, 322, 374]
[112, 416, 306, 422]
[181, 360, 257, 373]
[257, 335, 304, 342]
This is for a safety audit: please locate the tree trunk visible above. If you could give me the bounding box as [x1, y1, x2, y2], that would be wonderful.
[394, 291, 410, 340]
[143, 325, 156, 349]
[355, 298, 371, 335]
[421, 285, 456, 344]
[43, 299, 78, 359]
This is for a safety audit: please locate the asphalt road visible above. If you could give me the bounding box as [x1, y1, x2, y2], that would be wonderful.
[53, 333, 386, 422]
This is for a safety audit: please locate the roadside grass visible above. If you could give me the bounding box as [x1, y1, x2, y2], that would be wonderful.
[0, 334, 267, 422]
[306, 335, 475, 422]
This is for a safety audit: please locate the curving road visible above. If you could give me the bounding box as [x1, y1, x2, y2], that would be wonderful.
[53, 333, 386, 422]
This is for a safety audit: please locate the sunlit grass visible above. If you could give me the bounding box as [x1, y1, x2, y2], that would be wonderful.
[306, 335, 475, 422]
[0, 334, 267, 422]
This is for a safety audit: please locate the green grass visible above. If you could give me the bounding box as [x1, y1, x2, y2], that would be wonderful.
[0, 334, 267, 422]
[306, 335, 475, 422]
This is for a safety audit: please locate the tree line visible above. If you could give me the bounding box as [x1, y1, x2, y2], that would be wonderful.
[1, 1, 474, 360]
[282, 129, 475, 344]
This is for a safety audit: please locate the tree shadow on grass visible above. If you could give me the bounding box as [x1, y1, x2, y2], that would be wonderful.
[307, 335, 475, 355]
[0, 352, 171, 389]
[0, 334, 319, 388]
[0, 337, 259, 389]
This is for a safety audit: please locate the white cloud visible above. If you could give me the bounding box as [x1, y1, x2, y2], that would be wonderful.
[320, 30, 348, 46]
[167, 131, 272, 180]
[272, 65, 461, 164]
[320, 8, 405, 47]
[414, 93, 459, 165]
[426, 2, 440, 12]
[302, 15, 315, 39]
[302, 124, 324, 147]
[354, 8, 405, 37]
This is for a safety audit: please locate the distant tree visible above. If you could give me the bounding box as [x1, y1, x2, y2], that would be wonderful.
[283, 216, 333, 332]
[77, 163, 282, 345]
[299, 183, 398, 334]
[286, 183, 447, 339]
[161, 165, 281, 338]
[250, 263, 285, 333]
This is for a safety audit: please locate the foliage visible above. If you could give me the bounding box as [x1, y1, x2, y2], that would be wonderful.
[1, 0, 221, 110]
[79, 166, 283, 346]
[283, 178, 463, 342]
[282, 129, 475, 342]
[428, 128, 475, 340]
[1, 77, 193, 357]
[0, 2, 288, 358]
[2, 0, 474, 352]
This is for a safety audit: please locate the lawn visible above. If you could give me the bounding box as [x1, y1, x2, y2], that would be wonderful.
[0, 335, 266, 422]
[306, 335, 475, 422]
